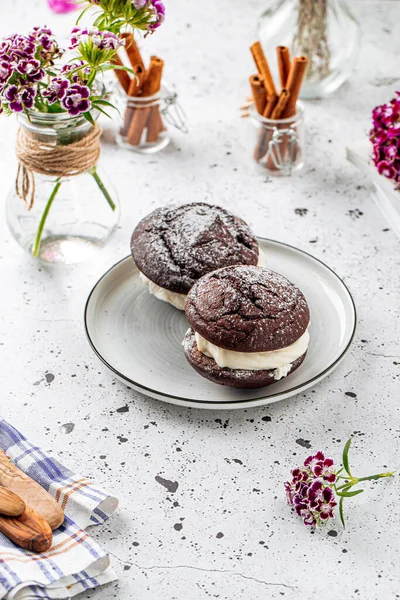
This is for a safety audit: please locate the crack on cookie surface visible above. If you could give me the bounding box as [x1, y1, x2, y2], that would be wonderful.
[185, 266, 310, 352]
[131, 204, 259, 294]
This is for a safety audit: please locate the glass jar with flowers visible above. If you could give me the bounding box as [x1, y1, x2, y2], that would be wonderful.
[2, 0, 165, 264]
[1, 26, 125, 264]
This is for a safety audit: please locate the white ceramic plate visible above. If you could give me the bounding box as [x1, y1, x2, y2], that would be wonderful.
[84, 239, 356, 410]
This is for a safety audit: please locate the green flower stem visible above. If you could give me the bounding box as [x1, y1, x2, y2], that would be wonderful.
[87, 68, 97, 88]
[90, 166, 116, 211]
[336, 471, 394, 490]
[355, 472, 394, 483]
[32, 179, 62, 257]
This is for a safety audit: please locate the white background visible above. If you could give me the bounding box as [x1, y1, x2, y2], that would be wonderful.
[0, 1, 399, 599]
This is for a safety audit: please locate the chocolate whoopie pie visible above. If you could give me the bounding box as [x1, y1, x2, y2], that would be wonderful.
[131, 203, 259, 310]
[183, 265, 310, 389]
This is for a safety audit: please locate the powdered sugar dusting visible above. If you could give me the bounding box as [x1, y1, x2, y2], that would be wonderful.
[131, 203, 259, 294]
[185, 265, 310, 353]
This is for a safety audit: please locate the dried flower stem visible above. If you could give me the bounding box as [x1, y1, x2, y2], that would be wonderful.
[295, 0, 331, 81]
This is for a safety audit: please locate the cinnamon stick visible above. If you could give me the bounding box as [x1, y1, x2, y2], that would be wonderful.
[120, 65, 146, 137]
[145, 56, 166, 143]
[146, 108, 165, 143]
[281, 56, 308, 118]
[265, 89, 292, 170]
[128, 65, 146, 96]
[249, 74, 267, 116]
[250, 41, 277, 97]
[254, 92, 277, 161]
[270, 89, 290, 119]
[122, 33, 145, 73]
[276, 46, 291, 89]
[127, 56, 164, 146]
[263, 92, 278, 118]
[111, 54, 131, 93]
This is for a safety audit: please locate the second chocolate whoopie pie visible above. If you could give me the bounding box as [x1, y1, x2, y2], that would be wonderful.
[183, 265, 310, 389]
[131, 203, 259, 310]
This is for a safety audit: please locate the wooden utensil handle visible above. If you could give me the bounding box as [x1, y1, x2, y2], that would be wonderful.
[0, 486, 26, 517]
[0, 506, 52, 553]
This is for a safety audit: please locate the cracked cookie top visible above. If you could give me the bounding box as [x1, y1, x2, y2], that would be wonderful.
[131, 203, 259, 294]
[185, 266, 310, 352]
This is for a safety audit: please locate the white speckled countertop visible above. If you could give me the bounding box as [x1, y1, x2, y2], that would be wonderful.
[0, 1, 399, 599]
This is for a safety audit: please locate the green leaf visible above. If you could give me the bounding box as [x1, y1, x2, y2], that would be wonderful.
[83, 111, 96, 126]
[104, 64, 135, 75]
[336, 488, 364, 498]
[94, 99, 116, 108]
[76, 4, 91, 25]
[92, 104, 112, 119]
[96, 100, 121, 118]
[339, 496, 345, 528]
[336, 484, 352, 494]
[342, 438, 353, 477]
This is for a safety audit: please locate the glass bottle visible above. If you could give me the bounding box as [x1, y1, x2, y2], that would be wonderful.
[258, 0, 361, 98]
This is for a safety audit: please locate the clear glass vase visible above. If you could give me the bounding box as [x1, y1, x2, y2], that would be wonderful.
[6, 111, 119, 265]
[258, 0, 361, 98]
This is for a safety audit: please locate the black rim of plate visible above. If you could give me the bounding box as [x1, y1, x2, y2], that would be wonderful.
[84, 238, 357, 406]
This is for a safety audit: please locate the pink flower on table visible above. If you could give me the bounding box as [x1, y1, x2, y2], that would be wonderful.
[285, 449, 338, 527]
[304, 450, 325, 473]
[47, 0, 77, 13]
[285, 439, 393, 529]
[304, 451, 336, 483]
[307, 480, 336, 521]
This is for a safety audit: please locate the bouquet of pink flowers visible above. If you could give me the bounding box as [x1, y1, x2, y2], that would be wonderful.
[370, 92, 400, 190]
[0, 26, 124, 122]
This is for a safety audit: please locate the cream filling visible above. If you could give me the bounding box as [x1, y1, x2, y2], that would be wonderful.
[195, 328, 309, 380]
[257, 247, 267, 267]
[139, 251, 266, 311]
[139, 272, 187, 310]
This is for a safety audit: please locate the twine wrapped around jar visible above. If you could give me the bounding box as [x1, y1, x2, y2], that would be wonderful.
[15, 125, 102, 210]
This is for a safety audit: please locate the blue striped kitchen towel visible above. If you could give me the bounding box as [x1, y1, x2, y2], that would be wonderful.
[0, 418, 119, 600]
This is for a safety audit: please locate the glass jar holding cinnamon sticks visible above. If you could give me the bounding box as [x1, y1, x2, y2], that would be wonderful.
[113, 34, 186, 153]
[117, 86, 170, 153]
[248, 43, 306, 175]
[250, 102, 304, 175]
